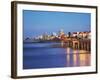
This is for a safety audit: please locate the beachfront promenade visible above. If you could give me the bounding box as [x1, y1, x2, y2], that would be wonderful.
[60, 38, 90, 51]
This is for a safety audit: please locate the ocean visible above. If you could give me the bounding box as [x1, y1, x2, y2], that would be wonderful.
[23, 42, 90, 69]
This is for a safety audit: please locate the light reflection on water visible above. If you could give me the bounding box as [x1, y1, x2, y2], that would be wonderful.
[65, 48, 91, 67]
[23, 42, 91, 69]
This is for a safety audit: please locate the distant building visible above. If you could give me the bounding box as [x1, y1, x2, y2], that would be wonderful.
[72, 32, 77, 37]
[59, 29, 64, 35]
[88, 31, 91, 39]
[58, 29, 65, 38]
[52, 32, 57, 36]
[79, 32, 83, 38]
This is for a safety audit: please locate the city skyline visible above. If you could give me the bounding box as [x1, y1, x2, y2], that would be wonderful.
[23, 10, 91, 39]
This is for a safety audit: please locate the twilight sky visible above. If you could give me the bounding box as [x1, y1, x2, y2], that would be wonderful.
[23, 10, 91, 38]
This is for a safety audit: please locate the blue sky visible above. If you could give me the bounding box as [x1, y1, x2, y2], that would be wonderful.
[23, 10, 91, 38]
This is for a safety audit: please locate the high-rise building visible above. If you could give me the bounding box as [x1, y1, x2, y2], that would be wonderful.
[59, 29, 64, 36]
